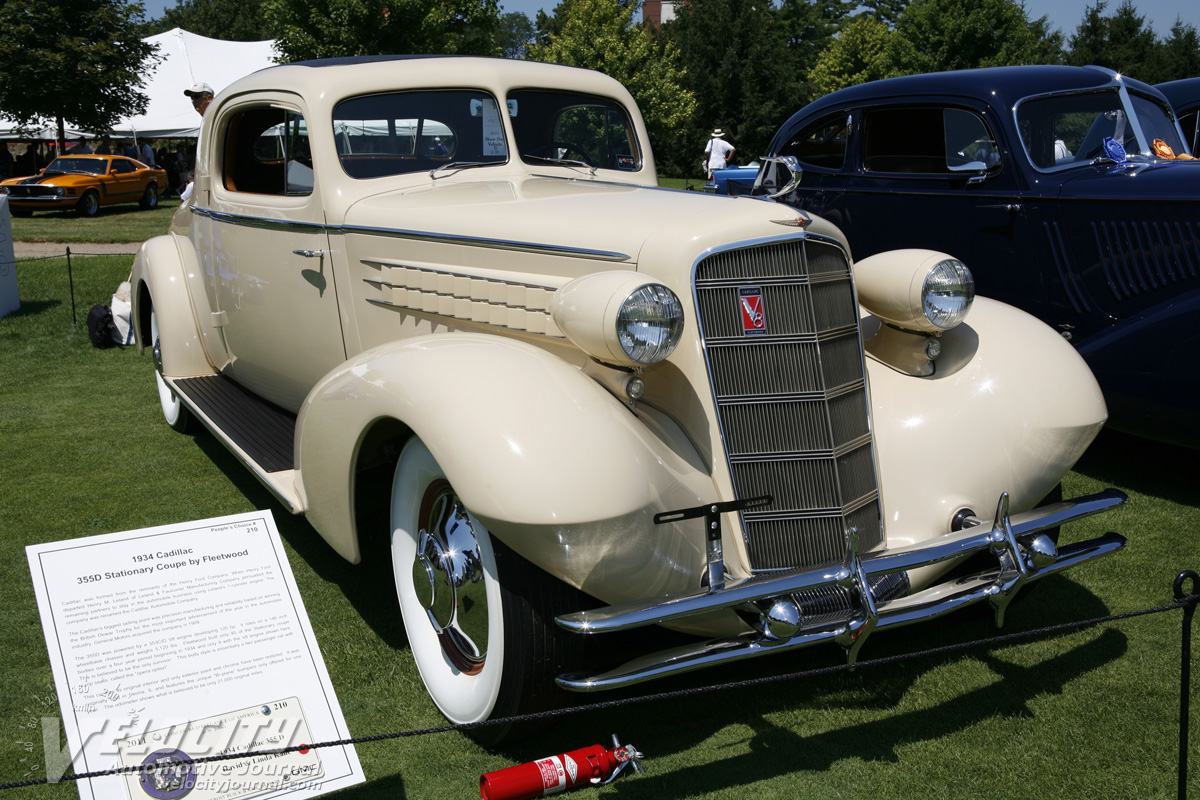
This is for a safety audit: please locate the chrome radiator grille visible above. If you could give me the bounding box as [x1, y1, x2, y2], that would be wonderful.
[693, 238, 882, 572]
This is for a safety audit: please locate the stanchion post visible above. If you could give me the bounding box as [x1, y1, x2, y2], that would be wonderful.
[1176, 570, 1198, 800]
[66, 246, 76, 329]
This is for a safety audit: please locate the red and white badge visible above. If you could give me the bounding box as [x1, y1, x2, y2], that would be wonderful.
[739, 286, 767, 335]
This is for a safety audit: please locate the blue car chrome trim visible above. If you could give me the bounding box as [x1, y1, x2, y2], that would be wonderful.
[192, 205, 632, 262]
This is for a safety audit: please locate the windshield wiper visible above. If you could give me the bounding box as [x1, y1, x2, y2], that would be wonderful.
[522, 154, 597, 175]
[429, 161, 491, 178]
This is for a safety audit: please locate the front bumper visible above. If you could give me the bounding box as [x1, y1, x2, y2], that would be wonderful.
[555, 489, 1127, 691]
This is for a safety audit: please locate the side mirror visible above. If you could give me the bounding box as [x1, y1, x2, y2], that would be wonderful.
[755, 155, 803, 199]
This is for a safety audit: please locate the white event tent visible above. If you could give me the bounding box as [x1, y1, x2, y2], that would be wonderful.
[1, 28, 277, 142]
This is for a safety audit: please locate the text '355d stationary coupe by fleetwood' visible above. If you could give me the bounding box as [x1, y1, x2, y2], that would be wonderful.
[132, 56, 1127, 741]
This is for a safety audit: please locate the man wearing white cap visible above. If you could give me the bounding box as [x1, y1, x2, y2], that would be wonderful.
[703, 128, 735, 181]
[184, 82, 215, 116]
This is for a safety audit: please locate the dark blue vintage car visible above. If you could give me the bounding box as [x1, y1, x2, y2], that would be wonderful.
[738, 65, 1200, 446]
[1157, 77, 1200, 154]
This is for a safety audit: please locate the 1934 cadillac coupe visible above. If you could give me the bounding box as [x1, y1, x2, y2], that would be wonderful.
[132, 56, 1127, 735]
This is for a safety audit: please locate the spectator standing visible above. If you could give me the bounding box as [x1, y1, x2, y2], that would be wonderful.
[140, 140, 156, 166]
[184, 82, 214, 117]
[68, 137, 92, 154]
[703, 128, 736, 181]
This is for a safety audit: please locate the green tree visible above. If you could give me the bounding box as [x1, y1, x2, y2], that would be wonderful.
[1067, 0, 1158, 76]
[858, 0, 908, 29]
[147, 0, 273, 41]
[778, 0, 855, 103]
[886, 0, 1057, 75]
[1147, 20, 1200, 82]
[0, 0, 160, 143]
[666, 0, 800, 174]
[808, 15, 893, 95]
[265, 0, 501, 61]
[526, 0, 696, 176]
[496, 10, 534, 58]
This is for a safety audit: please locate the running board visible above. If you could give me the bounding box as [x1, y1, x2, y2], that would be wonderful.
[168, 375, 304, 512]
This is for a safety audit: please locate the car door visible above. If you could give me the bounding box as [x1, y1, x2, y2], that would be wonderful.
[107, 158, 143, 203]
[776, 103, 1053, 322]
[204, 94, 344, 413]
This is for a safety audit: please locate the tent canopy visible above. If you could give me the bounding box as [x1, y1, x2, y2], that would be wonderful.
[0, 28, 277, 141]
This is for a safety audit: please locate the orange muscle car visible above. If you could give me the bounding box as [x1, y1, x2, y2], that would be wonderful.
[1, 153, 167, 216]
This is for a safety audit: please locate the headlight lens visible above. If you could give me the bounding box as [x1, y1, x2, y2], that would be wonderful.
[616, 284, 684, 364]
[922, 259, 974, 330]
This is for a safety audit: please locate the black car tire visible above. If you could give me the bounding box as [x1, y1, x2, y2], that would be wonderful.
[76, 190, 99, 217]
[139, 183, 159, 210]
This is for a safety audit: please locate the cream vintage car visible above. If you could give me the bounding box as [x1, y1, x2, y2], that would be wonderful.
[132, 56, 1128, 737]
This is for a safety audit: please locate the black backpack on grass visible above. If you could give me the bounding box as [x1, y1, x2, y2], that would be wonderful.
[86, 304, 119, 349]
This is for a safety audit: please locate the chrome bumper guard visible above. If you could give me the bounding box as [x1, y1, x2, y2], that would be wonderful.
[555, 489, 1127, 691]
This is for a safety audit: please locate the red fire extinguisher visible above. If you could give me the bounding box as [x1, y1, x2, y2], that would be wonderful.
[479, 735, 644, 799]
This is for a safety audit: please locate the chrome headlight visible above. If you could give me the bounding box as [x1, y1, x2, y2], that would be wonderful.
[615, 284, 684, 364]
[551, 272, 685, 368]
[922, 258, 974, 330]
[854, 249, 975, 333]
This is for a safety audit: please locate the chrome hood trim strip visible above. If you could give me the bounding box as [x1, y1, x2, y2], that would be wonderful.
[190, 206, 632, 261]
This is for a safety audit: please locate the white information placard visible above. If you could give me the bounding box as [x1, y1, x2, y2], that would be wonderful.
[26, 511, 365, 800]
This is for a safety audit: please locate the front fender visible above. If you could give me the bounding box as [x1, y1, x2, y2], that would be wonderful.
[131, 233, 217, 378]
[868, 296, 1107, 556]
[296, 333, 715, 571]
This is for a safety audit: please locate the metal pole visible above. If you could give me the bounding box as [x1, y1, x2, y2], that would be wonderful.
[66, 246, 76, 329]
[1176, 570, 1198, 800]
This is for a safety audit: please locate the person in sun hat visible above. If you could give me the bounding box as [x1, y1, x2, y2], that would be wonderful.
[703, 128, 735, 182]
[184, 82, 215, 117]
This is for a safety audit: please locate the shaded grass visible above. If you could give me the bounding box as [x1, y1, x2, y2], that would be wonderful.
[9, 200, 183, 244]
[1, 255, 1198, 799]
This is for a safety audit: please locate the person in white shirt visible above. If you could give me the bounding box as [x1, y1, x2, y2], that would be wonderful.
[704, 128, 736, 181]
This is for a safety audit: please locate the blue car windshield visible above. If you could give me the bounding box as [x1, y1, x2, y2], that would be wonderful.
[1016, 88, 1189, 171]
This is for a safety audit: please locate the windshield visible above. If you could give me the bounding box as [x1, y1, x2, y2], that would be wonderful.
[333, 89, 507, 179]
[509, 89, 641, 171]
[45, 158, 106, 175]
[1016, 88, 1188, 171]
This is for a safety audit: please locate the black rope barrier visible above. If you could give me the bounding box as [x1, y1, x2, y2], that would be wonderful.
[11, 246, 139, 328]
[2, 575, 1196, 794]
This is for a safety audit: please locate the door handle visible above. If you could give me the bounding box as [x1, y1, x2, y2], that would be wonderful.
[978, 203, 1022, 212]
[293, 249, 325, 258]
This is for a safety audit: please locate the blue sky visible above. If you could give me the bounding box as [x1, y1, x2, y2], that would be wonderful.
[141, 0, 1199, 41]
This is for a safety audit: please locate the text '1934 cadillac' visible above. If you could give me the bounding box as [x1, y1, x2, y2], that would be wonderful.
[132, 56, 1128, 740]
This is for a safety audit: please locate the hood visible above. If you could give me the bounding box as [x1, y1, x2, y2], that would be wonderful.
[341, 176, 834, 265]
[1055, 160, 1200, 202]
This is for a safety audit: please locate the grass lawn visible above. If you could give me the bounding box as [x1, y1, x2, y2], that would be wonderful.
[7, 199, 182, 244]
[1, 238, 1198, 799]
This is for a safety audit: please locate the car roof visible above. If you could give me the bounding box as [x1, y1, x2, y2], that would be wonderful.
[780, 65, 1165, 133]
[1156, 77, 1200, 111]
[220, 55, 631, 111]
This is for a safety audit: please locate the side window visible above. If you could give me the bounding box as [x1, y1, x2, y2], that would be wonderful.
[863, 107, 998, 173]
[111, 159, 135, 174]
[944, 108, 1000, 168]
[223, 107, 311, 196]
[1180, 109, 1199, 155]
[509, 90, 641, 171]
[333, 90, 505, 179]
[778, 112, 849, 170]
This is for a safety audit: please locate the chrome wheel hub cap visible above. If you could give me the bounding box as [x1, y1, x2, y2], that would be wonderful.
[412, 480, 488, 674]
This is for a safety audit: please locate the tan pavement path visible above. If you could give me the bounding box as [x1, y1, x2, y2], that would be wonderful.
[13, 241, 141, 258]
